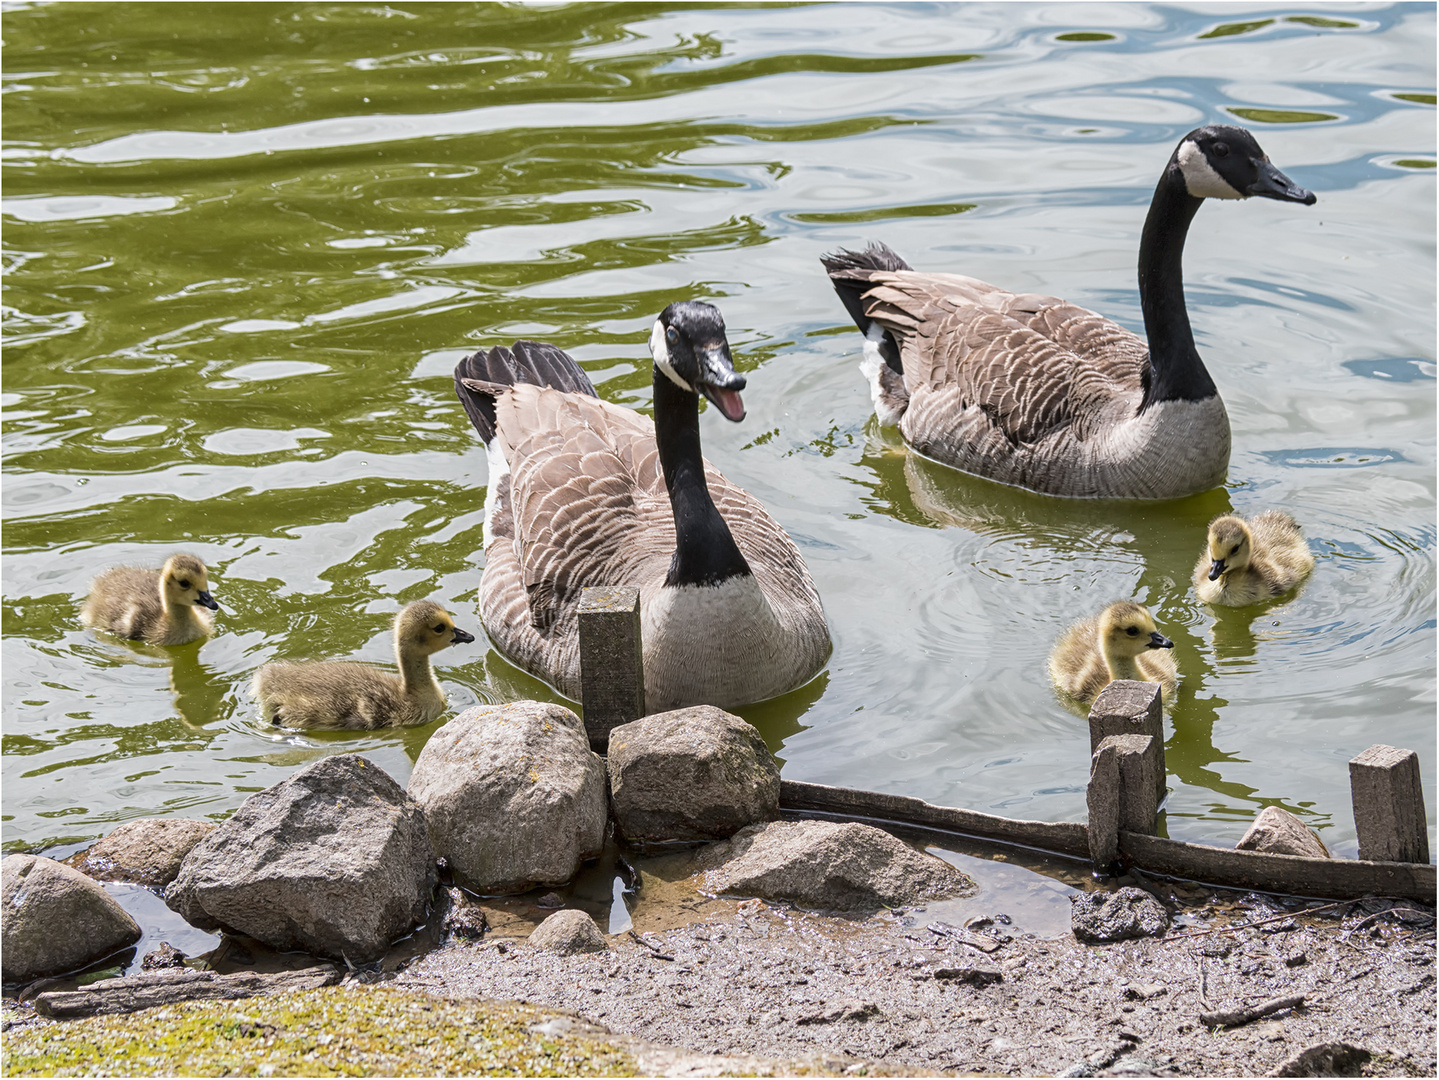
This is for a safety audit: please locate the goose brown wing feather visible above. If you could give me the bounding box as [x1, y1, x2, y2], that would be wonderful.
[862, 272, 1149, 446]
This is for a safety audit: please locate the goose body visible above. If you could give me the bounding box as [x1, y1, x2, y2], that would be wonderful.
[252, 601, 474, 729]
[455, 302, 830, 713]
[823, 125, 1316, 499]
[80, 553, 219, 646]
[1194, 511, 1313, 606]
[1049, 601, 1177, 705]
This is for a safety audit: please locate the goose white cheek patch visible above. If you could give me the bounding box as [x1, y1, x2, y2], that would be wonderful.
[1177, 140, 1244, 200]
[650, 319, 695, 392]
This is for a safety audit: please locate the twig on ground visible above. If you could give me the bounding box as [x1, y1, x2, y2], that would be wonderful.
[1199, 993, 1305, 1029]
[628, 929, 675, 961]
[1162, 900, 1353, 942]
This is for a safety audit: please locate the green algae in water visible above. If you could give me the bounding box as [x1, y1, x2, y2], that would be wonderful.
[789, 201, 977, 225]
[1228, 107, 1339, 124]
[1285, 15, 1359, 29]
[2, 988, 641, 1078]
[1392, 159, 1436, 169]
[1394, 93, 1437, 106]
[1199, 19, 1273, 39]
[1055, 32, 1115, 42]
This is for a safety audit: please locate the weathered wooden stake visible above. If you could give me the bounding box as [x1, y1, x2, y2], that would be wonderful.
[1089, 680, 1166, 807]
[577, 586, 645, 750]
[1349, 744, 1430, 864]
[1087, 733, 1160, 873]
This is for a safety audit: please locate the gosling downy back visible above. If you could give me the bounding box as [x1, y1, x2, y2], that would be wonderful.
[1049, 601, 1177, 705]
[80, 553, 219, 646]
[252, 600, 474, 729]
[1194, 511, 1314, 606]
[454, 302, 830, 713]
[823, 125, 1316, 499]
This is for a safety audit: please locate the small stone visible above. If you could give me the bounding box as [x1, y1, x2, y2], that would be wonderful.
[1124, 982, 1168, 1000]
[536, 891, 565, 909]
[527, 909, 608, 955]
[796, 999, 881, 1025]
[1284, 951, 1308, 968]
[140, 943, 186, 970]
[933, 964, 1002, 986]
[1237, 807, 1330, 859]
[1070, 887, 1170, 943]
[1271, 1041, 1372, 1077]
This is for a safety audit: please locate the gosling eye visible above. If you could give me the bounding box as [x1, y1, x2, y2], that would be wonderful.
[1213, 141, 1229, 157]
[433, 624, 446, 634]
[178, 579, 192, 589]
[1125, 626, 1139, 637]
[1230, 545, 1240, 556]
[665, 326, 679, 346]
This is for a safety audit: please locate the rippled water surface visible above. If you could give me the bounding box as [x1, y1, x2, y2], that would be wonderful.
[4, 3, 1434, 865]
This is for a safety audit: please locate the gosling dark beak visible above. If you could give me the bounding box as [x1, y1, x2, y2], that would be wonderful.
[196, 591, 219, 610]
[1208, 559, 1227, 581]
[1148, 631, 1174, 651]
[1248, 160, 1316, 205]
[451, 627, 475, 645]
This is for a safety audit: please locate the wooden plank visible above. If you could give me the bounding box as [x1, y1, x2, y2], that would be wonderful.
[577, 586, 645, 748]
[778, 779, 1436, 904]
[1119, 832, 1435, 903]
[34, 964, 342, 1019]
[778, 780, 1089, 859]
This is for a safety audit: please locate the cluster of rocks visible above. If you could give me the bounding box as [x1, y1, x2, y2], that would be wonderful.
[3, 702, 973, 984]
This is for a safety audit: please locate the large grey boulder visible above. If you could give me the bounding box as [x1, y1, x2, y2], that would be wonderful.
[1070, 886, 1170, 943]
[695, 820, 973, 912]
[1236, 807, 1331, 859]
[3, 855, 142, 983]
[165, 755, 435, 964]
[408, 701, 606, 893]
[73, 818, 217, 888]
[608, 706, 779, 850]
[528, 909, 608, 955]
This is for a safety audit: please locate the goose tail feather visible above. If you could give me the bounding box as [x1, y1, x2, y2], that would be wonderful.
[454, 341, 598, 444]
[822, 242, 912, 375]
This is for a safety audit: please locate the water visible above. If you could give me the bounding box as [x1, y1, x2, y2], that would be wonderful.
[4, 2, 1434, 879]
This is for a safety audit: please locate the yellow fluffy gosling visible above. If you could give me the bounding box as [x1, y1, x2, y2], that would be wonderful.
[80, 553, 219, 645]
[1194, 511, 1314, 606]
[1049, 601, 1177, 706]
[252, 601, 474, 729]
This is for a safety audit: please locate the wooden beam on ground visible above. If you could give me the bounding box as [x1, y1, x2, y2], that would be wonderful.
[33, 965, 342, 1019]
[577, 586, 645, 749]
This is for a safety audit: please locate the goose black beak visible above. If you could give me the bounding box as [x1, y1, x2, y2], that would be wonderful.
[1208, 559, 1227, 581]
[1148, 631, 1174, 650]
[451, 627, 475, 645]
[698, 345, 747, 422]
[196, 591, 219, 610]
[1248, 160, 1316, 205]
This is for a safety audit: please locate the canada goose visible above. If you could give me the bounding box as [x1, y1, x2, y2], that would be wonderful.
[1194, 511, 1313, 606]
[822, 125, 1317, 499]
[454, 301, 831, 713]
[1049, 601, 1177, 705]
[251, 601, 475, 729]
[80, 553, 219, 646]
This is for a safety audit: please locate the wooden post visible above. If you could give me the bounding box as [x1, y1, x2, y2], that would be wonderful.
[1350, 745, 1430, 864]
[577, 586, 645, 750]
[1089, 680, 1165, 808]
[1087, 734, 1161, 873]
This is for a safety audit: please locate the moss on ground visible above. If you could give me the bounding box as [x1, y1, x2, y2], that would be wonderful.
[2, 987, 641, 1077]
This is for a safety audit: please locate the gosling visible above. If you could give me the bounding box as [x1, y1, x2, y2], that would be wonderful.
[251, 601, 475, 729]
[1049, 601, 1178, 706]
[1194, 511, 1314, 606]
[80, 553, 219, 646]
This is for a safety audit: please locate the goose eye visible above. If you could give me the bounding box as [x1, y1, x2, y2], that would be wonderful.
[1125, 626, 1139, 636]
[665, 326, 679, 346]
[1230, 545, 1240, 555]
[178, 579, 192, 589]
[1213, 141, 1229, 157]
[433, 624, 445, 634]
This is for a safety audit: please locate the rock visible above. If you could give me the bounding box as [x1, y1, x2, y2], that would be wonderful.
[1236, 807, 1330, 859]
[407, 701, 606, 894]
[1070, 887, 1170, 943]
[1124, 982, 1168, 1000]
[1270, 1042, 1372, 1077]
[141, 943, 187, 970]
[2, 855, 142, 983]
[165, 755, 435, 965]
[696, 820, 973, 912]
[607, 706, 779, 850]
[71, 818, 217, 888]
[528, 909, 608, 954]
[442, 887, 488, 940]
[934, 964, 1002, 985]
[796, 999, 881, 1024]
